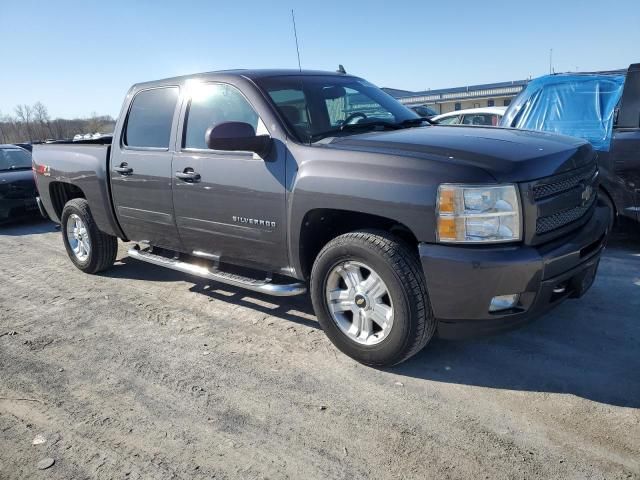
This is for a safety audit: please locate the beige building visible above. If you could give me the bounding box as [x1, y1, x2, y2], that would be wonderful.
[383, 79, 529, 115]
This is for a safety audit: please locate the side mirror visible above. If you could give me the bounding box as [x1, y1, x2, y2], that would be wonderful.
[205, 122, 272, 157]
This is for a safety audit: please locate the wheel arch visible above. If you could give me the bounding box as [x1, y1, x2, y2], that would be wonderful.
[295, 208, 420, 280]
[49, 181, 86, 221]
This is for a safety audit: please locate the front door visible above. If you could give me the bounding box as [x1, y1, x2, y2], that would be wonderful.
[110, 86, 183, 249]
[171, 82, 287, 271]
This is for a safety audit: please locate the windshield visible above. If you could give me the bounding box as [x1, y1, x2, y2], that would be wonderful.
[0, 148, 32, 171]
[255, 75, 421, 143]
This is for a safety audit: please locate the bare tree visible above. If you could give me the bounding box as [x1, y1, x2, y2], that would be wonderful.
[0, 111, 6, 143]
[14, 104, 34, 142]
[33, 101, 54, 140]
[0, 102, 116, 143]
[87, 111, 104, 134]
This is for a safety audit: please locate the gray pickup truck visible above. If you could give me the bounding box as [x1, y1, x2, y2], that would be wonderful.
[33, 69, 610, 366]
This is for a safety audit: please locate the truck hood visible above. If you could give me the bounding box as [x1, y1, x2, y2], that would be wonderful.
[0, 169, 37, 199]
[324, 126, 594, 182]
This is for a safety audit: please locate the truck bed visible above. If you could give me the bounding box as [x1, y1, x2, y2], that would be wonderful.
[33, 142, 125, 239]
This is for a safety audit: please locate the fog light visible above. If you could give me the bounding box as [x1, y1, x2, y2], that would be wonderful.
[489, 294, 520, 312]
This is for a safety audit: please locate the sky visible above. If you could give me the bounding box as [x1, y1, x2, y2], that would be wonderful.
[1, 0, 639, 119]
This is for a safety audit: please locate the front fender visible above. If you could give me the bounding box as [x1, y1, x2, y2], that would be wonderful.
[284, 144, 493, 279]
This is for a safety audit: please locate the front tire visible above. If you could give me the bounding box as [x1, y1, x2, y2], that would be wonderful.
[310, 230, 435, 366]
[61, 198, 117, 274]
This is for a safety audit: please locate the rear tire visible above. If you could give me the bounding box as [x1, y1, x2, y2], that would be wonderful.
[310, 230, 435, 367]
[61, 198, 117, 274]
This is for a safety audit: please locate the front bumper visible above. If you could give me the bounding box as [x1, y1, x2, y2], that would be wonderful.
[420, 204, 610, 339]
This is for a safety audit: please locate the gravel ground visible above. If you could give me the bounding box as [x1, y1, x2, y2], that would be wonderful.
[1, 218, 639, 480]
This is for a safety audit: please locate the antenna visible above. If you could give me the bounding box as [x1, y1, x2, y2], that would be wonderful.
[291, 9, 302, 72]
[549, 48, 553, 74]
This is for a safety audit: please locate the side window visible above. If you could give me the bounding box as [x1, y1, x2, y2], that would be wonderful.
[184, 83, 260, 150]
[326, 94, 347, 126]
[125, 87, 178, 149]
[437, 115, 461, 125]
[266, 88, 310, 140]
[324, 86, 395, 126]
[462, 114, 493, 126]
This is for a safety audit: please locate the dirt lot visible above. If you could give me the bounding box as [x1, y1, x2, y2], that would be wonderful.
[0, 219, 639, 480]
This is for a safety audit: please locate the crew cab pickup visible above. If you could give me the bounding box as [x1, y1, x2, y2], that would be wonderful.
[33, 70, 610, 366]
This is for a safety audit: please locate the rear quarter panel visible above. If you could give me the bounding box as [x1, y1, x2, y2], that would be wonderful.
[33, 144, 125, 238]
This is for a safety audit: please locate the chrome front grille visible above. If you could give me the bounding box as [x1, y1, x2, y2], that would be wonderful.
[520, 162, 600, 245]
[532, 164, 598, 201]
[536, 194, 597, 234]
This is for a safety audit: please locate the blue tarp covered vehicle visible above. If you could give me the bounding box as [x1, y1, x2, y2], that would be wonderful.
[501, 73, 625, 151]
[501, 64, 640, 226]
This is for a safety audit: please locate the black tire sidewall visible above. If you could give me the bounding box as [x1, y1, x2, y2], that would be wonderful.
[61, 201, 98, 272]
[311, 237, 419, 366]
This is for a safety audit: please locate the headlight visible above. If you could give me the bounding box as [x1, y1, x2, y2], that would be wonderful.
[436, 184, 522, 243]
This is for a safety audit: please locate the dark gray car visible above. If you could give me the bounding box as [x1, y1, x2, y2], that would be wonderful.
[33, 70, 610, 366]
[0, 145, 39, 222]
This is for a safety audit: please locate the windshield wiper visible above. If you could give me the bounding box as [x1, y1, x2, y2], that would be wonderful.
[340, 120, 401, 132]
[311, 121, 401, 142]
[398, 117, 434, 127]
[8, 165, 31, 170]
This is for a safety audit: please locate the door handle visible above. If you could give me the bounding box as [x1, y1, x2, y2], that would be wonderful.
[114, 162, 133, 175]
[175, 168, 201, 183]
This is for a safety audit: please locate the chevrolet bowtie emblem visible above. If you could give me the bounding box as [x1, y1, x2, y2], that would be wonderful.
[581, 185, 593, 205]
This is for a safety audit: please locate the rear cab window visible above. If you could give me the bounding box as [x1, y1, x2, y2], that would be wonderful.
[124, 87, 179, 149]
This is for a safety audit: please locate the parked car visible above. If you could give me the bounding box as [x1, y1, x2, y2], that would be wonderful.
[432, 107, 507, 126]
[409, 105, 439, 119]
[33, 69, 609, 366]
[13, 142, 33, 152]
[501, 64, 640, 227]
[0, 145, 39, 222]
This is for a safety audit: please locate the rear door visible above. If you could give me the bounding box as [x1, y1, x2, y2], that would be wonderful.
[171, 82, 288, 270]
[110, 86, 183, 249]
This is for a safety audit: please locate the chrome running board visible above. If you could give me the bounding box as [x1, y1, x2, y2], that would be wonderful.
[127, 246, 306, 297]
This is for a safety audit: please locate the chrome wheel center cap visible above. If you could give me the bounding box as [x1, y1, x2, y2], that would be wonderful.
[354, 293, 369, 310]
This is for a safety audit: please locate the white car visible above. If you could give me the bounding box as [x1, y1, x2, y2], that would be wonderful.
[431, 106, 507, 126]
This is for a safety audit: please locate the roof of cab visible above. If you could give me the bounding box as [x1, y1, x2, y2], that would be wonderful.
[131, 69, 357, 89]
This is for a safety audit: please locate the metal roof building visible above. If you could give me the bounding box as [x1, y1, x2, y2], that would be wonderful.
[383, 79, 530, 115]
